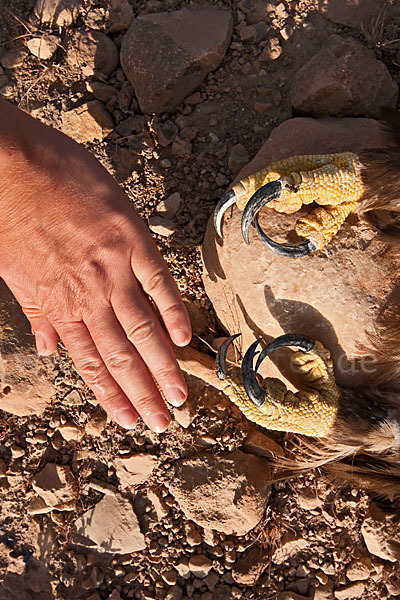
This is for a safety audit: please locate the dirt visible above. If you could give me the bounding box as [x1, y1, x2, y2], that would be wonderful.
[1, 1, 400, 599]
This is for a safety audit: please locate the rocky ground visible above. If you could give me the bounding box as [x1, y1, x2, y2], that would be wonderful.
[1, 0, 400, 599]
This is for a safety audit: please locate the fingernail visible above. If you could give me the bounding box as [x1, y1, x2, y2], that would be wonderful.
[147, 413, 170, 433]
[34, 332, 47, 355]
[165, 386, 187, 407]
[174, 329, 191, 346]
[115, 408, 137, 430]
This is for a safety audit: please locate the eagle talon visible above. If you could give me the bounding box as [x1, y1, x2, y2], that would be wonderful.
[242, 334, 317, 408]
[254, 215, 317, 257]
[214, 189, 236, 239]
[214, 152, 366, 255]
[241, 180, 283, 245]
[254, 333, 317, 371]
[215, 331, 339, 437]
[216, 333, 241, 379]
[241, 338, 265, 408]
[242, 178, 316, 254]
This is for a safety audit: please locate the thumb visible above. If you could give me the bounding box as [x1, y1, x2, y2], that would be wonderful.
[5, 283, 59, 356]
[31, 318, 59, 356]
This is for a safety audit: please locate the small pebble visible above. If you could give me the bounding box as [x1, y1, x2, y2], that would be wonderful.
[162, 569, 178, 586]
[27, 36, 58, 60]
[11, 445, 24, 459]
[188, 555, 212, 578]
[156, 192, 182, 219]
[32, 433, 48, 444]
[280, 25, 293, 40]
[254, 101, 273, 113]
[57, 423, 83, 441]
[186, 522, 202, 546]
[148, 216, 176, 237]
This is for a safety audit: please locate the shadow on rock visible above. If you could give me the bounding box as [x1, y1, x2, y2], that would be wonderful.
[202, 215, 227, 283]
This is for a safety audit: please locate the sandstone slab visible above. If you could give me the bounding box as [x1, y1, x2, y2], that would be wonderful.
[11, 445, 24, 459]
[115, 453, 157, 488]
[32, 463, 77, 509]
[61, 101, 113, 143]
[202, 117, 398, 390]
[74, 493, 145, 553]
[167, 450, 270, 535]
[291, 35, 397, 117]
[28, 496, 54, 515]
[345, 558, 371, 581]
[297, 489, 322, 511]
[87, 81, 116, 103]
[361, 515, 400, 562]
[314, 584, 335, 600]
[120, 7, 233, 114]
[334, 582, 365, 600]
[147, 487, 169, 520]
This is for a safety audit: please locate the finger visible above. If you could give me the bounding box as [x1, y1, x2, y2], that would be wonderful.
[32, 320, 59, 356]
[111, 283, 188, 408]
[5, 283, 59, 355]
[85, 308, 172, 433]
[27, 312, 59, 355]
[130, 239, 192, 347]
[54, 320, 139, 429]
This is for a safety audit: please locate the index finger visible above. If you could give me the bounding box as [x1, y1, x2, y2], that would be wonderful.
[130, 225, 192, 347]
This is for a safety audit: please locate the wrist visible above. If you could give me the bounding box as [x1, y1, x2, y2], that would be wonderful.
[0, 100, 56, 229]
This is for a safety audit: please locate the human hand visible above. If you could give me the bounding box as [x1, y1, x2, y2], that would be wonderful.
[0, 99, 191, 432]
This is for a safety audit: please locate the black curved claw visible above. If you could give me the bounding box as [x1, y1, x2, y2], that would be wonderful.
[254, 216, 316, 258]
[241, 338, 265, 407]
[214, 189, 236, 238]
[255, 333, 317, 372]
[241, 180, 283, 245]
[216, 333, 241, 380]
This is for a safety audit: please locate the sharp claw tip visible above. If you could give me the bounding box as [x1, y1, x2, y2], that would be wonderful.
[216, 332, 241, 380]
[242, 232, 250, 245]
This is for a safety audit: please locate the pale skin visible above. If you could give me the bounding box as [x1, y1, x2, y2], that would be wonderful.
[0, 98, 192, 433]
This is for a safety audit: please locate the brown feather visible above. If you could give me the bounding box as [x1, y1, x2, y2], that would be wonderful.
[362, 287, 400, 390]
[323, 461, 400, 501]
[273, 415, 400, 500]
[272, 359, 400, 497]
[357, 108, 400, 240]
[269, 111, 400, 499]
